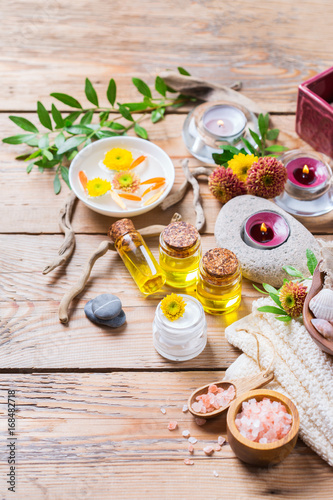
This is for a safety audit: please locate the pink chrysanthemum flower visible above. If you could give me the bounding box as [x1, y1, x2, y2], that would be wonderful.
[208, 167, 247, 204]
[246, 156, 287, 199]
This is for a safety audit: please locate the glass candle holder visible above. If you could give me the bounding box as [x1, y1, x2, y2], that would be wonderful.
[275, 149, 333, 217]
[196, 248, 242, 315]
[153, 294, 207, 361]
[159, 221, 201, 288]
[182, 100, 259, 164]
[242, 211, 290, 250]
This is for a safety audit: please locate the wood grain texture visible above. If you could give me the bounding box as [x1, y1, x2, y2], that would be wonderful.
[1, 113, 333, 235]
[0, 372, 332, 499]
[1, 0, 333, 112]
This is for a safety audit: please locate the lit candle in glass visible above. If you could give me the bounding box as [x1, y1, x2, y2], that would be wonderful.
[286, 157, 329, 194]
[243, 211, 290, 250]
[202, 104, 247, 139]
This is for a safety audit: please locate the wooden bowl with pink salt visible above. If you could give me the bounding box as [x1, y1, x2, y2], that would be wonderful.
[227, 390, 299, 466]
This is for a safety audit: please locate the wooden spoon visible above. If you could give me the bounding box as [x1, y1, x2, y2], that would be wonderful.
[188, 371, 274, 419]
[303, 260, 333, 356]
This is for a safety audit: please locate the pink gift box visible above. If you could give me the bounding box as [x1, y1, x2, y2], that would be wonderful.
[296, 67, 333, 158]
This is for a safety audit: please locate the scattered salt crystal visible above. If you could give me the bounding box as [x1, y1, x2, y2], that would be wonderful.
[188, 443, 194, 454]
[182, 404, 189, 413]
[235, 398, 292, 443]
[215, 445, 222, 451]
[217, 436, 225, 446]
[192, 385, 235, 414]
[188, 437, 197, 444]
[213, 470, 219, 477]
[203, 446, 214, 456]
[168, 420, 178, 431]
[160, 407, 166, 414]
[184, 458, 194, 465]
[182, 430, 190, 438]
[195, 418, 206, 426]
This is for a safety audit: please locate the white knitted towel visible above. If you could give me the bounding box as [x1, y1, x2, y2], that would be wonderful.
[225, 297, 333, 467]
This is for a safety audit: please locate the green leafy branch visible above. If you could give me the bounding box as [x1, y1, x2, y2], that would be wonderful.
[3, 67, 193, 194]
[253, 249, 318, 322]
[212, 112, 288, 167]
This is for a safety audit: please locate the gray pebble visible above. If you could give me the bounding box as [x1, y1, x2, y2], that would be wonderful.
[92, 293, 122, 320]
[84, 300, 126, 328]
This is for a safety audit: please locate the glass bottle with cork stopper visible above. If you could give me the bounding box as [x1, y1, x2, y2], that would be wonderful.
[159, 221, 202, 288]
[196, 248, 242, 315]
[109, 218, 166, 295]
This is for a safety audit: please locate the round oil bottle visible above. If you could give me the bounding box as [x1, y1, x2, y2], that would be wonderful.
[159, 221, 201, 288]
[109, 219, 166, 295]
[196, 248, 242, 315]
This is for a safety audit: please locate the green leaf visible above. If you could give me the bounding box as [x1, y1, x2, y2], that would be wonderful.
[3, 134, 36, 144]
[25, 137, 39, 147]
[9, 116, 39, 133]
[66, 125, 92, 135]
[178, 66, 191, 76]
[249, 129, 262, 149]
[264, 145, 288, 153]
[43, 149, 53, 161]
[212, 151, 234, 166]
[151, 107, 165, 123]
[264, 113, 270, 131]
[35, 159, 59, 169]
[262, 283, 279, 295]
[108, 122, 126, 130]
[276, 316, 292, 322]
[306, 249, 318, 275]
[132, 78, 152, 98]
[67, 150, 79, 160]
[117, 104, 134, 122]
[123, 102, 148, 112]
[218, 144, 240, 155]
[107, 78, 116, 106]
[257, 305, 289, 315]
[26, 162, 35, 173]
[99, 111, 110, 124]
[25, 149, 42, 161]
[65, 111, 82, 125]
[50, 93, 82, 109]
[95, 130, 118, 139]
[38, 166, 44, 173]
[134, 123, 148, 139]
[54, 132, 65, 149]
[51, 104, 64, 129]
[85, 78, 99, 106]
[61, 165, 71, 189]
[241, 137, 257, 155]
[38, 134, 49, 149]
[165, 84, 177, 93]
[282, 266, 304, 278]
[80, 110, 94, 125]
[266, 128, 280, 141]
[253, 284, 268, 294]
[57, 136, 86, 155]
[37, 101, 52, 130]
[258, 114, 268, 138]
[54, 173, 61, 194]
[155, 76, 167, 96]
[269, 293, 282, 308]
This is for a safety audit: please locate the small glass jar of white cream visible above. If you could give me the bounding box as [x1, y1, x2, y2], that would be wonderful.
[153, 294, 207, 361]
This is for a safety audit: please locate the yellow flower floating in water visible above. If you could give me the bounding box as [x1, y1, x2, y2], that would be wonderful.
[161, 293, 186, 322]
[103, 148, 133, 171]
[86, 178, 111, 197]
[112, 171, 141, 193]
[227, 152, 258, 182]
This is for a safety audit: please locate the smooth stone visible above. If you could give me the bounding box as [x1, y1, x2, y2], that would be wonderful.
[92, 293, 122, 320]
[214, 195, 321, 287]
[84, 300, 126, 328]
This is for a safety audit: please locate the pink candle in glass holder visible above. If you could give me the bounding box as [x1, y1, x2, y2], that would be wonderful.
[286, 156, 329, 192]
[243, 211, 290, 250]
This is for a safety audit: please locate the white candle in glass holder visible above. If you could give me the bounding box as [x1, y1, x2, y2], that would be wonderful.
[202, 105, 247, 139]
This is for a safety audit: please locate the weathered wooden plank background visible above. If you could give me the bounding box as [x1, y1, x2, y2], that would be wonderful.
[1, 0, 333, 498]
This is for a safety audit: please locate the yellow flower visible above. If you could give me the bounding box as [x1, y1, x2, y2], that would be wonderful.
[113, 171, 141, 193]
[160, 293, 186, 321]
[103, 148, 133, 171]
[86, 178, 111, 197]
[227, 153, 258, 182]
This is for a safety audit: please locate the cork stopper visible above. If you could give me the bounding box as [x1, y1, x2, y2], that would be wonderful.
[108, 218, 135, 243]
[202, 248, 239, 279]
[162, 221, 199, 251]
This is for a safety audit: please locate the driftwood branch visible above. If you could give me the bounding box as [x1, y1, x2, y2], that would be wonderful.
[180, 159, 205, 232]
[58, 213, 182, 324]
[43, 192, 77, 275]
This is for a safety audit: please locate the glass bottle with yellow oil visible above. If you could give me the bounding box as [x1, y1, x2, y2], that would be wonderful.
[109, 219, 165, 295]
[196, 248, 242, 314]
[159, 221, 201, 288]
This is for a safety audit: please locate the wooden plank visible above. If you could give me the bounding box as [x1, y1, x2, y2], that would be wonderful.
[0, 234, 331, 370]
[1, 1, 333, 113]
[0, 372, 331, 499]
[1, 113, 333, 235]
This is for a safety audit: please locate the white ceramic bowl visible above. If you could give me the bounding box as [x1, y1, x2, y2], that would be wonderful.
[69, 136, 175, 217]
